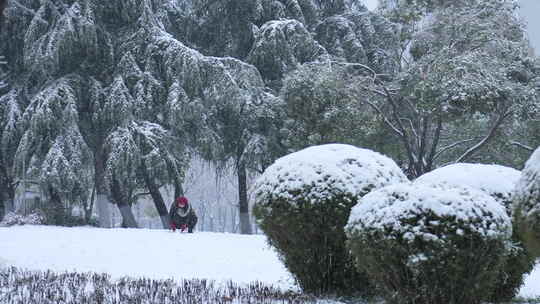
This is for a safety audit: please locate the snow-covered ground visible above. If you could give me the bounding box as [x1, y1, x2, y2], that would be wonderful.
[0, 225, 539, 299]
[0, 226, 294, 289]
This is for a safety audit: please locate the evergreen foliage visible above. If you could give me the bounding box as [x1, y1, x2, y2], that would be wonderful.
[279, 62, 377, 151]
[247, 19, 326, 89]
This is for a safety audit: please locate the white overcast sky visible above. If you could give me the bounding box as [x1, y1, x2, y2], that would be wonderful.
[362, 0, 540, 54]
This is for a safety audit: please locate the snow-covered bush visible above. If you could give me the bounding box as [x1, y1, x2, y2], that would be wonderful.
[253, 144, 407, 296]
[415, 163, 535, 302]
[415, 163, 520, 213]
[346, 183, 512, 304]
[0, 212, 45, 227]
[514, 147, 540, 258]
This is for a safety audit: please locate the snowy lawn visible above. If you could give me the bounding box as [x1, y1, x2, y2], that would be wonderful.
[0, 226, 294, 289]
[0, 225, 539, 299]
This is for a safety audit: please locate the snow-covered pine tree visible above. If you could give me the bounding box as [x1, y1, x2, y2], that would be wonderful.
[191, 58, 280, 234]
[16, 76, 92, 225]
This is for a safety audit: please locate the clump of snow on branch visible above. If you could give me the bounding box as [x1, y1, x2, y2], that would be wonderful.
[347, 183, 512, 242]
[254, 144, 408, 205]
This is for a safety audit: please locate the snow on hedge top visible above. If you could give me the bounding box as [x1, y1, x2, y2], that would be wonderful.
[414, 163, 520, 205]
[254, 144, 407, 204]
[514, 147, 540, 216]
[346, 183, 511, 241]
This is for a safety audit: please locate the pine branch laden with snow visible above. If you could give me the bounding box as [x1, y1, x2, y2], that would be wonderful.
[314, 8, 400, 73]
[15, 77, 92, 203]
[247, 19, 327, 88]
[414, 163, 521, 214]
[254, 144, 408, 207]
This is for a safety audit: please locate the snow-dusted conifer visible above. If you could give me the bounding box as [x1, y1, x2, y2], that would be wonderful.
[15, 77, 92, 224]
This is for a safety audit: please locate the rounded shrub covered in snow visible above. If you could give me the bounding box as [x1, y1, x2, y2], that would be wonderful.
[346, 183, 512, 304]
[514, 147, 540, 258]
[253, 144, 408, 296]
[415, 163, 535, 302]
[415, 163, 520, 213]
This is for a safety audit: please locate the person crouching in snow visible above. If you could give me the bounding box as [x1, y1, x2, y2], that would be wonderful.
[169, 196, 198, 233]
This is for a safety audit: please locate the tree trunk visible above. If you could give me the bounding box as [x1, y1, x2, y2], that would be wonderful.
[174, 179, 184, 199]
[117, 202, 138, 228]
[237, 162, 252, 234]
[94, 149, 112, 228]
[47, 185, 65, 225]
[141, 161, 170, 229]
[0, 165, 16, 220]
[84, 185, 95, 224]
[0, 199, 4, 221]
[1, 184, 15, 220]
[110, 177, 138, 228]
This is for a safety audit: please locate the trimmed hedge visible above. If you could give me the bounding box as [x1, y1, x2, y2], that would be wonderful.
[254, 194, 370, 296]
[415, 163, 536, 302]
[514, 147, 540, 259]
[254, 144, 407, 296]
[346, 183, 512, 304]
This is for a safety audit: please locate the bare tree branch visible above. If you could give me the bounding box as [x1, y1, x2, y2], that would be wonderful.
[434, 138, 476, 160]
[509, 141, 534, 152]
[454, 111, 512, 163]
[9, 0, 48, 25]
[427, 115, 443, 170]
[363, 98, 404, 137]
